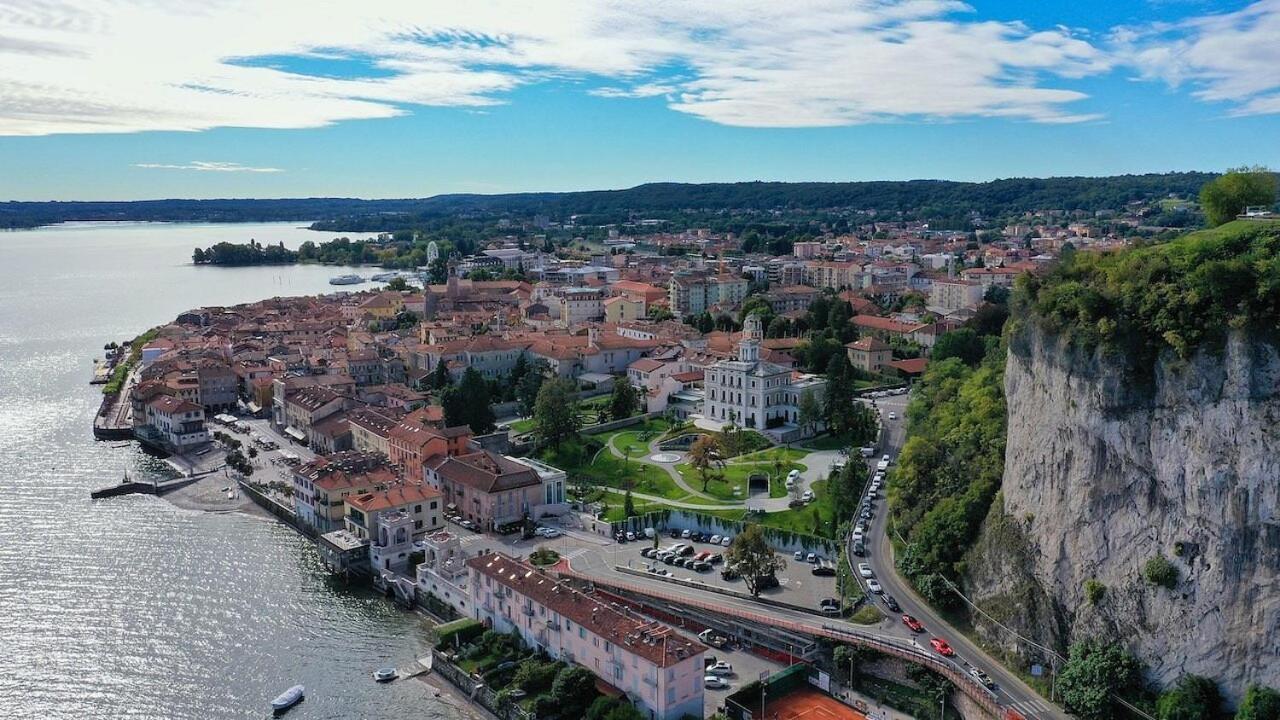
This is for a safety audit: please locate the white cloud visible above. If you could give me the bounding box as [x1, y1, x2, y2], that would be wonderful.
[134, 161, 283, 173]
[0, 0, 1137, 136]
[1119, 0, 1280, 116]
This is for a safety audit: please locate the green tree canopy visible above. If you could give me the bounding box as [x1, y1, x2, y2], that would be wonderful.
[1200, 167, 1277, 226]
[1237, 685, 1280, 720]
[1157, 674, 1223, 720]
[609, 376, 640, 421]
[724, 523, 786, 596]
[932, 328, 986, 366]
[533, 378, 581, 448]
[1058, 640, 1143, 720]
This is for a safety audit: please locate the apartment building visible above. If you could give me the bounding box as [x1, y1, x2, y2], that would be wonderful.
[468, 553, 706, 720]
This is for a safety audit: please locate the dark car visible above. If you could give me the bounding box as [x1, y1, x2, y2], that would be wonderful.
[721, 566, 740, 581]
[709, 553, 723, 564]
[669, 529, 682, 538]
[679, 545, 695, 557]
[754, 574, 780, 591]
[693, 561, 711, 572]
[662, 554, 677, 565]
[641, 547, 657, 558]
[882, 595, 901, 612]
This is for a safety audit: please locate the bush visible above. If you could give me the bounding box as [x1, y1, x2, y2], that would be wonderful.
[434, 618, 484, 649]
[1084, 579, 1106, 605]
[1236, 684, 1280, 720]
[1157, 674, 1223, 720]
[1058, 640, 1143, 720]
[514, 659, 561, 694]
[530, 548, 560, 566]
[1144, 555, 1179, 589]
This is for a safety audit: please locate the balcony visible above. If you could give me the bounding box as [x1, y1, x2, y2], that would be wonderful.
[546, 619, 560, 631]
[521, 605, 535, 617]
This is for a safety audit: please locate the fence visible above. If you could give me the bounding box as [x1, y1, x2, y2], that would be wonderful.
[431, 650, 534, 720]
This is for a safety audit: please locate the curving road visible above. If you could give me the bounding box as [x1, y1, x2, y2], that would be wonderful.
[853, 393, 1067, 720]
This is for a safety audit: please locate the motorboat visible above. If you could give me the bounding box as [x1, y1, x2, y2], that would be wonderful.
[373, 667, 398, 683]
[328, 274, 365, 285]
[271, 685, 304, 715]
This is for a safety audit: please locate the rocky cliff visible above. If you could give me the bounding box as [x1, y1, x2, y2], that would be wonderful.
[963, 325, 1280, 702]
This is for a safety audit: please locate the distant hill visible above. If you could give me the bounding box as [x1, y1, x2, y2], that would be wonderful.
[0, 172, 1214, 230]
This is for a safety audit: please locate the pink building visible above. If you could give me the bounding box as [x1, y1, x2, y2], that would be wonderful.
[426, 451, 565, 531]
[468, 553, 706, 720]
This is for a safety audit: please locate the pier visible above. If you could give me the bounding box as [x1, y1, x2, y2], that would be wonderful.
[89, 475, 202, 499]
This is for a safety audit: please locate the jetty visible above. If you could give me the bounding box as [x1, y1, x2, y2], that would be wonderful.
[89, 473, 202, 499]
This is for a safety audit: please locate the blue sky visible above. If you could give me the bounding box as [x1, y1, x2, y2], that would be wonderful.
[1, 0, 1277, 201]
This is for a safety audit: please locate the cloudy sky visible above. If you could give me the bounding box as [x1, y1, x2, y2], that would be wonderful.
[1, 0, 1277, 200]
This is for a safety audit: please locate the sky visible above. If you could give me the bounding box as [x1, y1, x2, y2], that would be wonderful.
[1, 0, 1278, 201]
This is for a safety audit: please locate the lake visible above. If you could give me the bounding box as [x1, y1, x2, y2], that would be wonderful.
[0, 222, 462, 719]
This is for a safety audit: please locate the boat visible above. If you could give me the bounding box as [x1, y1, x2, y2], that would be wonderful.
[271, 685, 304, 715]
[328, 274, 365, 285]
[369, 271, 399, 282]
[373, 667, 398, 683]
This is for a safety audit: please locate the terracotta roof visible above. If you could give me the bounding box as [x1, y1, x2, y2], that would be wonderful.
[435, 451, 540, 493]
[671, 370, 704, 382]
[846, 337, 892, 352]
[887, 357, 929, 375]
[629, 358, 666, 373]
[852, 314, 924, 335]
[467, 553, 706, 668]
[348, 483, 442, 512]
[147, 394, 202, 415]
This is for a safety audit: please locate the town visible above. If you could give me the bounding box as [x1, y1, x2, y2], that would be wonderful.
[89, 206, 1108, 720]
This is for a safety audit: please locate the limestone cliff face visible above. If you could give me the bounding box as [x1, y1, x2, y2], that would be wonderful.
[967, 326, 1280, 701]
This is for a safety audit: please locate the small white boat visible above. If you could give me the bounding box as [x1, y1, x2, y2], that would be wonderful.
[271, 685, 304, 714]
[328, 274, 365, 285]
[373, 667, 398, 683]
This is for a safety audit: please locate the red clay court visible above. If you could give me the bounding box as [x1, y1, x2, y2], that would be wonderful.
[761, 687, 866, 720]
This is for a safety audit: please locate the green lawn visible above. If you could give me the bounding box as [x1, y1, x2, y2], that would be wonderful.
[507, 418, 535, 435]
[758, 479, 834, 536]
[675, 460, 806, 500]
[730, 447, 810, 464]
[799, 434, 850, 451]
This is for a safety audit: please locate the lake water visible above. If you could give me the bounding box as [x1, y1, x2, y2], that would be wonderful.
[0, 223, 461, 719]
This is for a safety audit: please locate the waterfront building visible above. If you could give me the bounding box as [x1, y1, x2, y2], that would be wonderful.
[344, 483, 443, 541]
[467, 553, 706, 720]
[292, 452, 397, 533]
[425, 451, 565, 532]
[416, 530, 472, 617]
[140, 394, 210, 451]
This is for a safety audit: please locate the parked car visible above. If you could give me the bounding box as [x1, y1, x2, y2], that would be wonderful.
[709, 534, 722, 545]
[614, 531, 626, 542]
[669, 529, 682, 538]
[681, 529, 692, 539]
[818, 598, 842, 615]
[794, 550, 805, 561]
[704, 675, 730, 690]
[643, 527, 655, 539]
[882, 595, 900, 612]
[787, 469, 801, 483]
[707, 661, 734, 676]
[662, 554, 677, 565]
[641, 547, 657, 558]
[867, 579, 883, 594]
[902, 615, 924, 633]
[626, 531, 636, 541]
[801, 489, 814, 502]
[720, 566, 740, 581]
[679, 545, 695, 557]
[806, 552, 818, 564]
[708, 553, 723, 564]
[930, 637, 955, 657]
[754, 574, 780, 590]
[860, 447, 875, 458]
[857, 563, 874, 578]
[693, 561, 711, 572]
[539, 527, 562, 538]
[811, 561, 835, 577]
[888, 412, 897, 420]
[720, 536, 732, 547]
[852, 541, 866, 557]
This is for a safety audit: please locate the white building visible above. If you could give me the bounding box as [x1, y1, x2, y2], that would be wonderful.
[701, 314, 825, 438]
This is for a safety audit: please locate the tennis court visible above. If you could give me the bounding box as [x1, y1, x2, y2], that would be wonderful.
[761, 687, 866, 720]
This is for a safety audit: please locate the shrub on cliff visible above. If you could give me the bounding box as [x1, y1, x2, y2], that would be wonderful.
[1143, 555, 1179, 589]
[1236, 685, 1280, 720]
[1084, 579, 1106, 605]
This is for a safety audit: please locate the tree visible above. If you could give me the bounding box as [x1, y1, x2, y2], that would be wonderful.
[516, 360, 548, 417]
[385, 276, 409, 291]
[192, 247, 206, 264]
[823, 353, 857, 436]
[533, 378, 581, 449]
[1237, 685, 1280, 720]
[798, 389, 822, 436]
[603, 703, 645, 720]
[623, 486, 637, 518]
[1200, 167, 1277, 226]
[1157, 675, 1223, 720]
[1144, 555, 1179, 589]
[1058, 640, 1143, 720]
[724, 524, 786, 597]
[429, 361, 452, 391]
[609, 376, 640, 421]
[549, 664, 598, 718]
[932, 328, 986, 366]
[688, 435, 724, 492]
[457, 367, 497, 434]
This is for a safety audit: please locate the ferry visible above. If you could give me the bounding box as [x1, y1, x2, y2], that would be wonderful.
[369, 271, 400, 282]
[328, 274, 365, 285]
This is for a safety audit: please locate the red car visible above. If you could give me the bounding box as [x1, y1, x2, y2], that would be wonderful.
[930, 637, 955, 657]
[901, 615, 924, 633]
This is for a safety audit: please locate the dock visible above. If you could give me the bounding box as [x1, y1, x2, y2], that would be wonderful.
[89, 475, 202, 500]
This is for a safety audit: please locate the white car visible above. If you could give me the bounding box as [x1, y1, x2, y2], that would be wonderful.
[801, 489, 814, 502]
[537, 527, 562, 538]
[882, 454, 891, 463]
[707, 661, 734, 676]
[858, 563, 874, 578]
[794, 550, 804, 560]
[786, 469, 801, 482]
[709, 534, 722, 545]
[868, 579, 884, 594]
[626, 531, 636, 541]
[851, 530, 864, 544]
[704, 675, 730, 689]
[720, 536, 732, 547]
[888, 412, 897, 420]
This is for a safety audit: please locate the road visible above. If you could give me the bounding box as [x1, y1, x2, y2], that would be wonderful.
[856, 392, 1066, 720]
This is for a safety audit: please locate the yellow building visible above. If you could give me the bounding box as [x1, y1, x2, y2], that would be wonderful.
[359, 292, 403, 319]
[845, 336, 893, 374]
[604, 295, 645, 323]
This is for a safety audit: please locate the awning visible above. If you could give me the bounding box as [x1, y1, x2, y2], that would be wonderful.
[284, 426, 306, 441]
